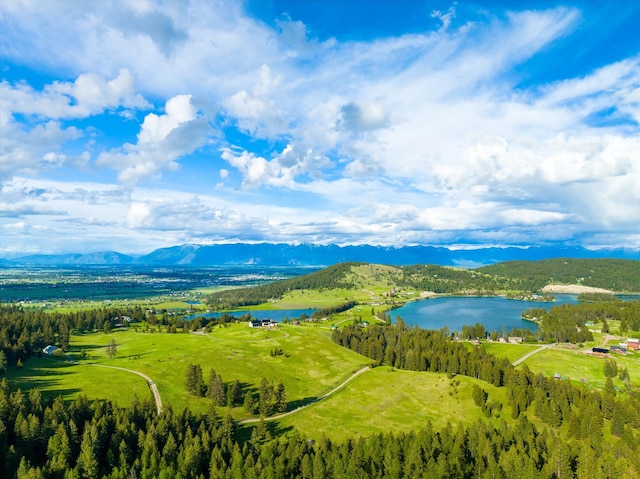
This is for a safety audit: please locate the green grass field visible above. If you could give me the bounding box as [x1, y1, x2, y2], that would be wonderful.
[6, 356, 149, 405]
[7, 317, 639, 443]
[273, 367, 510, 441]
[482, 342, 541, 363]
[518, 347, 640, 391]
[51, 323, 371, 415]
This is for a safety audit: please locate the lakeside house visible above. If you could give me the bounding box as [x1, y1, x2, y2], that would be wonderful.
[249, 319, 278, 328]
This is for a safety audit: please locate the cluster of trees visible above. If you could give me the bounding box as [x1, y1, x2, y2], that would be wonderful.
[333, 318, 513, 384]
[478, 258, 640, 292]
[523, 300, 640, 340]
[2, 376, 639, 478]
[460, 323, 487, 340]
[184, 365, 286, 415]
[0, 305, 146, 369]
[311, 301, 358, 319]
[577, 292, 620, 302]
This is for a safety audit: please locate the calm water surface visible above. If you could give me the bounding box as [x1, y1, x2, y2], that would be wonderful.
[391, 295, 581, 332]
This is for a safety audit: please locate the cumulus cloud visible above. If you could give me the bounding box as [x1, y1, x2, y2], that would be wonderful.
[1, 68, 149, 119]
[1, 1, 639, 252]
[97, 94, 211, 184]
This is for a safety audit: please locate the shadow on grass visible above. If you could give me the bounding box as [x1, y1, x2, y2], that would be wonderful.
[287, 396, 319, 411]
[7, 372, 82, 400]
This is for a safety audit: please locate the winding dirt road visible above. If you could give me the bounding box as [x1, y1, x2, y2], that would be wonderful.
[240, 366, 370, 424]
[90, 364, 163, 415]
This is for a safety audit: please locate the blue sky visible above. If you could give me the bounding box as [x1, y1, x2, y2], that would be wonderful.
[1, 0, 639, 255]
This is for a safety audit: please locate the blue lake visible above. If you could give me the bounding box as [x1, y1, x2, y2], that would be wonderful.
[390, 295, 582, 332]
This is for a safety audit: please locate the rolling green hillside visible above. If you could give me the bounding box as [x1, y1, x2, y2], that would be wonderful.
[206, 262, 521, 309]
[206, 258, 640, 311]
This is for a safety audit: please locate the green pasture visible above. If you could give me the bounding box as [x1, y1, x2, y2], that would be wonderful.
[268, 288, 368, 309]
[482, 342, 541, 363]
[63, 323, 370, 415]
[5, 356, 149, 405]
[274, 367, 510, 441]
[519, 347, 640, 391]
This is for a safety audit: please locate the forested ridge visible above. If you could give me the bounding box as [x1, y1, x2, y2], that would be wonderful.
[206, 258, 640, 310]
[206, 262, 358, 309]
[478, 258, 640, 292]
[205, 262, 520, 309]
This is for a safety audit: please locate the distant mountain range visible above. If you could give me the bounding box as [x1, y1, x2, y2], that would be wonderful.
[2, 243, 639, 267]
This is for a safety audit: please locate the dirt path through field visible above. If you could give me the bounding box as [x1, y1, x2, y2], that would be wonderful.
[512, 343, 554, 366]
[89, 364, 163, 415]
[240, 366, 370, 424]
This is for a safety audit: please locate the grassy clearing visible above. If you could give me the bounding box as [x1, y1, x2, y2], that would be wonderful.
[273, 367, 510, 441]
[271, 288, 368, 309]
[5, 357, 149, 404]
[61, 323, 370, 415]
[519, 347, 640, 391]
[482, 342, 541, 363]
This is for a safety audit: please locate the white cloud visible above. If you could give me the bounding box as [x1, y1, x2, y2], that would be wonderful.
[97, 94, 211, 184]
[0, 68, 149, 119]
[1, 2, 639, 252]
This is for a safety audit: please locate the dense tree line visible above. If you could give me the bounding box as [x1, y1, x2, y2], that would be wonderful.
[2, 375, 638, 478]
[523, 300, 640, 339]
[333, 319, 513, 385]
[478, 258, 640, 292]
[311, 301, 358, 319]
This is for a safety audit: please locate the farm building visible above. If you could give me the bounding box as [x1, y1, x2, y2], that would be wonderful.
[610, 344, 627, 354]
[42, 345, 58, 355]
[626, 338, 639, 351]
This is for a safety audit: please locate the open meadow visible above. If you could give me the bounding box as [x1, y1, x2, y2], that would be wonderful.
[13, 323, 371, 416]
[273, 366, 511, 441]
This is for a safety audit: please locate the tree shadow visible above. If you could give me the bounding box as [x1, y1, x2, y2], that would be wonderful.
[286, 396, 319, 411]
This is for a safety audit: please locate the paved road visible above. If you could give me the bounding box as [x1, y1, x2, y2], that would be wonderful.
[240, 366, 370, 424]
[90, 364, 163, 415]
[512, 344, 554, 366]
